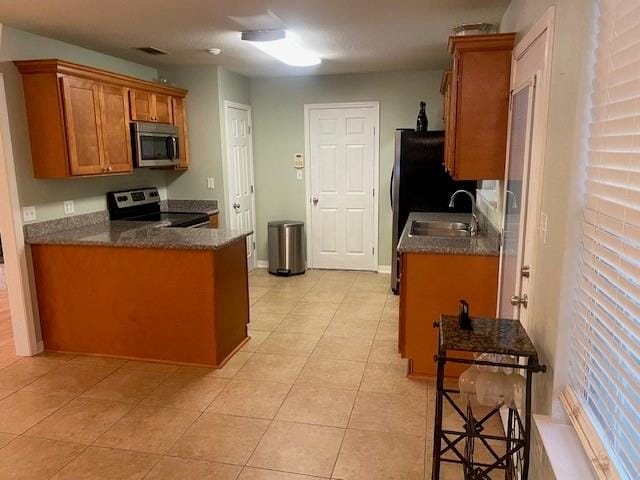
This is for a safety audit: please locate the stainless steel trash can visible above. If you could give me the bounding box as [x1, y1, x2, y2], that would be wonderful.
[268, 221, 305, 276]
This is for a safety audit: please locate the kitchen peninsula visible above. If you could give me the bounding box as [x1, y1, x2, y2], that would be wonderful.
[25, 213, 250, 367]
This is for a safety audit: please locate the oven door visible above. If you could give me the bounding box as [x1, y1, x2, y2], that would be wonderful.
[133, 123, 180, 168]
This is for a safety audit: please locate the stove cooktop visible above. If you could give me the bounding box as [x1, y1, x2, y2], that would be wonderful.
[122, 211, 210, 228]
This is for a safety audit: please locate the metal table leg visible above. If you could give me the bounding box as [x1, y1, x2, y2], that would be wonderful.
[432, 353, 446, 479]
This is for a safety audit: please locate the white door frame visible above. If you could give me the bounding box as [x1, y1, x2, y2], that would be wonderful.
[497, 7, 556, 327]
[223, 101, 257, 269]
[0, 73, 40, 356]
[304, 101, 380, 271]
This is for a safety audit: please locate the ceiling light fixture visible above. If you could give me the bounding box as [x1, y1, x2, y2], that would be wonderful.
[241, 29, 321, 67]
[206, 48, 222, 55]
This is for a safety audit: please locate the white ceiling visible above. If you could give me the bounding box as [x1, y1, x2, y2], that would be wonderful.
[0, 0, 510, 77]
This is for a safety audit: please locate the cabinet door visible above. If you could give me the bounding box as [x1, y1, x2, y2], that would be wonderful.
[153, 94, 173, 124]
[99, 84, 132, 173]
[129, 89, 152, 122]
[172, 97, 189, 169]
[445, 53, 460, 176]
[60, 76, 105, 176]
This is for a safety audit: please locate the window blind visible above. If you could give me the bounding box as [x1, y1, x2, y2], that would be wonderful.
[568, 1, 640, 479]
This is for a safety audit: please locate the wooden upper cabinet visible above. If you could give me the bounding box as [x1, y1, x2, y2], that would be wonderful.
[172, 96, 189, 170]
[99, 84, 132, 174]
[130, 90, 173, 124]
[60, 76, 105, 176]
[444, 33, 515, 180]
[154, 94, 173, 123]
[15, 59, 188, 179]
[129, 89, 152, 122]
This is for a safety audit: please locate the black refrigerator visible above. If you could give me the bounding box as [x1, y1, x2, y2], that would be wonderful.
[390, 129, 476, 293]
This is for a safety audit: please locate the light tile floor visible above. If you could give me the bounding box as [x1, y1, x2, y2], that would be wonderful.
[0, 268, 503, 479]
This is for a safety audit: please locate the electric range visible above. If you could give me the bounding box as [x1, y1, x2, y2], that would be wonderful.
[107, 188, 210, 228]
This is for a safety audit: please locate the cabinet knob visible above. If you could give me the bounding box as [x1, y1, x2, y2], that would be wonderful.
[107, 165, 113, 172]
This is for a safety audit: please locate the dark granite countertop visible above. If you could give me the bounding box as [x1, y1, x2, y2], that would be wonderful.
[26, 220, 249, 251]
[439, 314, 538, 357]
[397, 212, 500, 256]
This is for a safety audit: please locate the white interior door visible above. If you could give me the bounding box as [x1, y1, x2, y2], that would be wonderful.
[225, 103, 256, 269]
[498, 82, 536, 324]
[497, 19, 552, 329]
[307, 104, 378, 271]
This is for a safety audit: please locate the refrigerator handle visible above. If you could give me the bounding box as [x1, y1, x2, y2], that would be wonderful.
[390, 169, 394, 209]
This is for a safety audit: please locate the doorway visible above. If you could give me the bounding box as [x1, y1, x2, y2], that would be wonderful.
[0, 239, 15, 367]
[224, 101, 257, 270]
[304, 102, 379, 271]
[497, 9, 555, 330]
[0, 73, 40, 359]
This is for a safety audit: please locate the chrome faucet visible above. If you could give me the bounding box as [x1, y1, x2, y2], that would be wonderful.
[449, 190, 479, 235]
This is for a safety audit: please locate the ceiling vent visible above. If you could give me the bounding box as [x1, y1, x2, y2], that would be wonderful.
[136, 46, 169, 56]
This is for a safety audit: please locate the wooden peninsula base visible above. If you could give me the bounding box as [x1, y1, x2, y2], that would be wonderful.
[31, 239, 249, 367]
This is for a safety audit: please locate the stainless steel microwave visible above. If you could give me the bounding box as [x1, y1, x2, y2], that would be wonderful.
[132, 122, 180, 168]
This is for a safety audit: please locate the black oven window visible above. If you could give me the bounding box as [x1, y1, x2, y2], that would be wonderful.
[140, 136, 168, 160]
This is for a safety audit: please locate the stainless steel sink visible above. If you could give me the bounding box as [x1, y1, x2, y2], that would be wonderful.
[409, 220, 472, 238]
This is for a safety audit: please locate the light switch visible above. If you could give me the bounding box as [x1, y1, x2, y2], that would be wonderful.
[63, 200, 74, 215]
[296, 170, 303, 180]
[207, 178, 215, 189]
[22, 206, 36, 222]
[539, 211, 548, 244]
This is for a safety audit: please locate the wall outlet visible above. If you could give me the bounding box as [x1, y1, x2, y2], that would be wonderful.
[22, 206, 36, 222]
[296, 170, 303, 180]
[207, 178, 215, 189]
[63, 200, 74, 215]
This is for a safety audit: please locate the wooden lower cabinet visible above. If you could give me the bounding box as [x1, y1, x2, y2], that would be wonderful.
[30, 240, 249, 367]
[399, 252, 499, 378]
[209, 213, 219, 228]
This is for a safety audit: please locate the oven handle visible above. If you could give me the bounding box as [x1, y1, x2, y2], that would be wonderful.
[166, 136, 177, 160]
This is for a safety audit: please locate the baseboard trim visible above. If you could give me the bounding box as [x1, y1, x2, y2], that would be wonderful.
[255, 261, 390, 273]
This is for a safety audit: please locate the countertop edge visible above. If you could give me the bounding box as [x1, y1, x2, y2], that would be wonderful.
[397, 212, 500, 257]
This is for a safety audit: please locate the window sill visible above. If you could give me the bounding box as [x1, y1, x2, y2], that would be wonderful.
[534, 414, 595, 480]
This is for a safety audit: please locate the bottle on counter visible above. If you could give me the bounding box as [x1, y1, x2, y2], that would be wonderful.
[416, 101, 428, 134]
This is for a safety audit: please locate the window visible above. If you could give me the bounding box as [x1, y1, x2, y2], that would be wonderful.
[566, 1, 640, 479]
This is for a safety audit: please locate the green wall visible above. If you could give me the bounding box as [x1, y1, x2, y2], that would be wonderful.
[0, 25, 169, 222]
[249, 70, 444, 266]
[161, 66, 223, 215]
[499, 0, 596, 418]
[159, 66, 251, 228]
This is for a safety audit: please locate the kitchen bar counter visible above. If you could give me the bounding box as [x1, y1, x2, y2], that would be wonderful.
[397, 212, 500, 256]
[25, 204, 249, 368]
[26, 220, 248, 251]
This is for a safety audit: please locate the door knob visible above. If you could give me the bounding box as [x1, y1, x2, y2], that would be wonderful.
[510, 294, 528, 308]
[312, 197, 319, 206]
[521, 265, 530, 278]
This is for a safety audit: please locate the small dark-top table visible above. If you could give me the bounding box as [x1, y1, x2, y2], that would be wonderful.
[432, 315, 546, 480]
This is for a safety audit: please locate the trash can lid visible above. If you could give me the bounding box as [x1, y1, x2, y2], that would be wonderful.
[268, 220, 304, 228]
